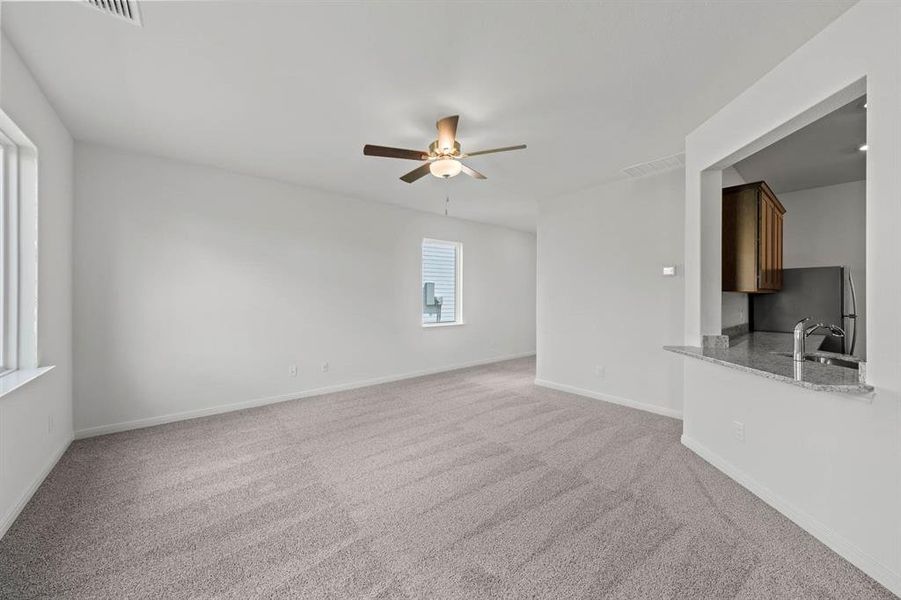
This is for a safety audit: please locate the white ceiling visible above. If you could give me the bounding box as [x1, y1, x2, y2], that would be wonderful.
[2, 1, 854, 231]
[733, 96, 866, 194]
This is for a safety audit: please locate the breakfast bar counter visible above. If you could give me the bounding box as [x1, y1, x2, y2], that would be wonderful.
[664, 332, 871, 394]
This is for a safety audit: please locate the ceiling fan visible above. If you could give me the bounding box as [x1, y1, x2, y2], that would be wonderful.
[363, 115, 526, 183]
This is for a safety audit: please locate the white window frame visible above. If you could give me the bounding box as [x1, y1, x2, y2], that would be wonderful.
[0, 129, 20, 375]
[0, 109, 40, 380]
[421, 238, 463, 328]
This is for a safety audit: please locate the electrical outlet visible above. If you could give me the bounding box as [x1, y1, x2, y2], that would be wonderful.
[288, 364, 297, 377]
[321, 362, 329, 373]
[593, 365, 605, 379]
[732, 420, 745, 442]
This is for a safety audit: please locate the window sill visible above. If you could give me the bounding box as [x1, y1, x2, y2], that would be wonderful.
[0, 365, 55, 400]
[422, 322, 465, 329]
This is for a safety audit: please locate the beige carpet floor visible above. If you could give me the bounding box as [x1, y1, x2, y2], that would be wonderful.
[0, 357, 895, 599]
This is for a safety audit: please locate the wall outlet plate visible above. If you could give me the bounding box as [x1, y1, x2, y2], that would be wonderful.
[288, 364, 298, 377]
[662, 265, 677, 277]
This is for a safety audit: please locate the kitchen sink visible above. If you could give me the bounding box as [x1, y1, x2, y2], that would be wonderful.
[772, 351, 860, 370]
[804, 355, 859, 369]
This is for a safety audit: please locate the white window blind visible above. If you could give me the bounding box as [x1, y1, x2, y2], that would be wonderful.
[422, 239, 461, 325]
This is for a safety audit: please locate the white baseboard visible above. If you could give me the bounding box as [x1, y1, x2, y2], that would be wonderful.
[75, 352, 537, 439]
[533, 378, 682, 420]
[0, 434, 72, 540]
[681, 434, 901, 598]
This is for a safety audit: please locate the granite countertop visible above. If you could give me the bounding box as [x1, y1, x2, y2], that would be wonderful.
[664, 332, 873, 394]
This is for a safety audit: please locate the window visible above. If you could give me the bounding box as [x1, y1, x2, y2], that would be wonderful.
[422, 239, 462, 326]
[0, 130, 18, 374]
[0, 110, 39, 377]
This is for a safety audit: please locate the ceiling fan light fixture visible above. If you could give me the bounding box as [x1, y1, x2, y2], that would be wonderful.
[363, 114, 525, 183]
[430, 158, 463, 178]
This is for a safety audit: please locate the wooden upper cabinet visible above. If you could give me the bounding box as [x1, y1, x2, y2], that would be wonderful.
[722, 181, 785, 293]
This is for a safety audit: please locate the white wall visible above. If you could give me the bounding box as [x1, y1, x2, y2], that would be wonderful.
[721, 165, 746, 188]
[682, 359, 898, 589]
[0, 38, 74, 535]
[73, 142, 536, 436]
[780, 180, 866, 357]
[683, 2, 901, 594]
[536, 169, 684, 418]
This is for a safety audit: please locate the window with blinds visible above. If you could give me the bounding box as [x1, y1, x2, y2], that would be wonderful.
[422, 239, 462, 325]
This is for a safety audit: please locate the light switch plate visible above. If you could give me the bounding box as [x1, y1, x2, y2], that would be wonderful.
[662, 265, 677, 277]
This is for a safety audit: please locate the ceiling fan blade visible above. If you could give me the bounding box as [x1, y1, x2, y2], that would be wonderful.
[436, 115, 459, 153]
[460, 163, 487, 180]
[463, 144, 527, 158]
[364, 145, 427, 160]
[399, 163, 432, 183]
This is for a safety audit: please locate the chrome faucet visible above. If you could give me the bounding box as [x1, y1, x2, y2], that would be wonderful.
[793, 317, 845, 362]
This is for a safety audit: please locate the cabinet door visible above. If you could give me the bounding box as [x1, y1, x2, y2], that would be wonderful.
[723, 188, 759, 292]
[723, 182, 784, 293]
[773, 206, 782, 290]
[758, 194, 772, 289]
[768, 198, 777, 289]
[757, 193, 783, 291]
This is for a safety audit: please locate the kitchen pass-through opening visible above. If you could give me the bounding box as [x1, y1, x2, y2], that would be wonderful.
[719, 92, 867, 360]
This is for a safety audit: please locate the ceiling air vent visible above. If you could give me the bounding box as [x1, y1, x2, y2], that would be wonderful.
[83, 0, 142, 26]
[622, 153, 685, 179]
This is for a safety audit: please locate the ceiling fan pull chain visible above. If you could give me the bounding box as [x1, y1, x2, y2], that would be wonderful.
[443, 177, 450, 216]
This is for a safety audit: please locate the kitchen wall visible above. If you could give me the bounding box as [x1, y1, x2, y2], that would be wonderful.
[720, 293, 748, 330]
[683, 1, 901, 594]
[536, 168, 684, 418]
[0, 37, 75, 536]
[779, 180, 866, 358]
[73, 142, 536, 436]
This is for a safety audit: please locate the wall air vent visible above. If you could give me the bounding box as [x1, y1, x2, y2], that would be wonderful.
[622, 153, 685, 179]
[83, 0, 142, 26]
